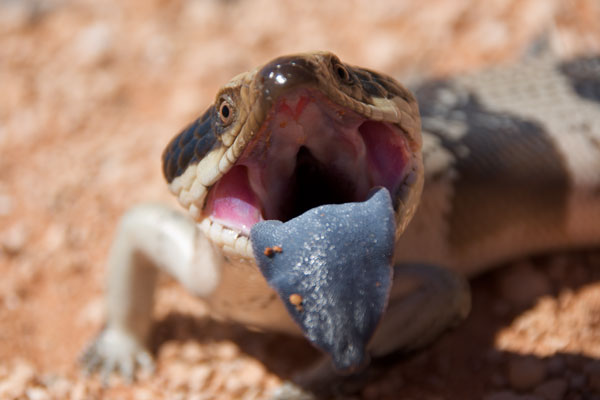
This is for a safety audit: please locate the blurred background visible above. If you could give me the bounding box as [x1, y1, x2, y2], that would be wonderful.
[0, 0, 599, 399]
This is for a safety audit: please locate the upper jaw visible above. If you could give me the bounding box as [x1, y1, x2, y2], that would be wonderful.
[220, 52, 422, 159]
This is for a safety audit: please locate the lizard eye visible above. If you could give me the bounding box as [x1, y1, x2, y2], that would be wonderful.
[333, 62, 352, 84]
[218, 99, 234, 125]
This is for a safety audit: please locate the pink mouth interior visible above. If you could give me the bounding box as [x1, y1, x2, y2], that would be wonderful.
[204, 89, 409, 235]
[205, 165, 263, 234]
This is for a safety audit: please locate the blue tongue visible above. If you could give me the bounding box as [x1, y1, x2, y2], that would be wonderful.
[250, 188, 396, 372]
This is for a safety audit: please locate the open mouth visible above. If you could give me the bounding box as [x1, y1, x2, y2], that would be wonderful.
[202, 88, 412, 237]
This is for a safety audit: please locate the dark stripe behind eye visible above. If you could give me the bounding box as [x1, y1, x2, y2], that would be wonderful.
[162, 106, 218, 183]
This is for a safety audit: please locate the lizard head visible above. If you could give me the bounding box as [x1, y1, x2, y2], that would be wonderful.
[162, 51, 424, 259]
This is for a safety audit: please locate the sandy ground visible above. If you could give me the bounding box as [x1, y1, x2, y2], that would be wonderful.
[1, 0, 600, 399]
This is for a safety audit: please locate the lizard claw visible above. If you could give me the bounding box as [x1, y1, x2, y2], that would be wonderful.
[80, 328, 154, 384]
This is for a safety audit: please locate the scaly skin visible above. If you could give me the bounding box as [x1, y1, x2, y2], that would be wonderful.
[397, 54, 600, 275]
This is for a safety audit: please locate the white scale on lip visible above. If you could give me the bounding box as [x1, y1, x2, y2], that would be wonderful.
[199, 218, 253, 259]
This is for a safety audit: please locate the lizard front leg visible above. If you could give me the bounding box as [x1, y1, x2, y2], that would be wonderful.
[370, 263, 471, 357]
[81, 203, 222, 381]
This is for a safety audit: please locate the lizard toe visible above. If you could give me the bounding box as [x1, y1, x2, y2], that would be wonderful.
[80, 327, 154, 385]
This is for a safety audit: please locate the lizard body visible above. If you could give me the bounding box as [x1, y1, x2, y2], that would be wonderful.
[82, 52, 600, 398]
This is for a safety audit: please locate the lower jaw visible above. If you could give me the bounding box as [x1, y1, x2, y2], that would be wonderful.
[198, 165, 418, 262]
